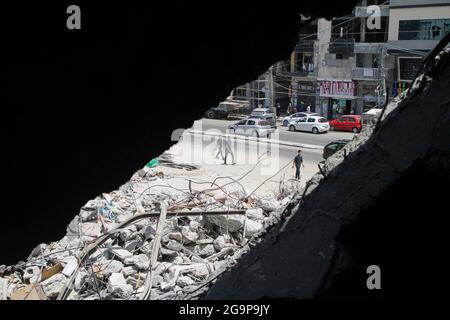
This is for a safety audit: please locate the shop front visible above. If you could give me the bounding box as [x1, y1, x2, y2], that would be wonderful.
[319, 79, 356, 119]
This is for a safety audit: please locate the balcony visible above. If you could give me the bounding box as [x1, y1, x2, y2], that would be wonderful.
[352, 67, 380, 80]
[354, 5, 389, 17]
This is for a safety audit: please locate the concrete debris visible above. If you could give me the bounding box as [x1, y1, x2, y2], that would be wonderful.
[41, 273, 67, 299]
[0, 277, 7, 300]
[23, 266, 41, 284]
[1, 158, 287, 300]
[124, 254, 149, 270]
[107, 273, 133, 297]
[244, 219, 264, 237]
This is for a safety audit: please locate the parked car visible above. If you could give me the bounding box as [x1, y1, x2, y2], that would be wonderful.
[288, 116, 329, 134]
[323, 139, 350, 159]
[248, 114, 277, 128]
[282, 112, 318, 126]
[361, 107, 382, 125]
[329, 115, 362, 133]
[204, 104, 229, 119]
[250, 108, 272, 117]
[228, 118, 275, 138]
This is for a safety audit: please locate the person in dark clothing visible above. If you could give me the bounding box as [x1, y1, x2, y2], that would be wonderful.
[292, 149, 305, 180]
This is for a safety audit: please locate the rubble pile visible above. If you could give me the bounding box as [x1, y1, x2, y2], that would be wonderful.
[0, 163, 294, 300]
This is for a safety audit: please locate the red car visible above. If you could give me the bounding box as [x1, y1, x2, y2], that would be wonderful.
[329, 115, 362, 133]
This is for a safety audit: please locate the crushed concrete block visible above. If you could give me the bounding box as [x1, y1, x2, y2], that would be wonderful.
[160, 248, 178, 257]
[176, 275, 194, 287]
[196, 238, 214, 245]
[122, 266, 138, 277]
[246, 208, 264, 221]
[206, 214, 245, 232]
[98, 260, 124, 276]
[173, 256, 184, 264]
[107, 273, 133, 296]
[256, 198, 280, 212]
[152, 275, 164, 288]
[189, 220, 200, 232]
[81, 223, 102, 237]
[141, 224, 156, 239]
[24, 266, 41, 284]
[79, 208, 97, 222]
[62, 257, 78, 277]
[119, 225, 138, 241]
[109, 248, 133, 261]
[40, 273, 67, 299]
[181, 226, 198, 242]
[74, 271, 88, 291]
[244, 219, 263, 237]
[0, 277, 7, 300]
[196, 244, 215, 257]
[168, 232, 183, 243]
[213, 235, 232, 251]
[166, 240, 183, 252]
[124, 254, 149, 270]
[124, 239, 144, 252]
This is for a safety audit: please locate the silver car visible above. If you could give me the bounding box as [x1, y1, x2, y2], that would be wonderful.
[282, 112, 318, 126]
[228, 119, 275, 138]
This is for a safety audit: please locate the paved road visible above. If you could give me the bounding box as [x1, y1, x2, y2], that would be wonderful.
[178, 131, 324, 168]
[191, 118, 356, 147]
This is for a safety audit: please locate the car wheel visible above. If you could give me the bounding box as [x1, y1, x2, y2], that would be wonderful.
[330, 126, 335, 131]
[206, 111, 215, 119]
[230, 128, 236, 134]
[289, 125, 296, 131]
[283, 120, 289, 126]
[312, 127, 319, 134]
[267, 133, 271, 138]
[352, 127, 359, 133]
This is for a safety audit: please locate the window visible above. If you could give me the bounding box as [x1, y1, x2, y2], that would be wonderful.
[327, 143, 339, 151]
[347, 117, 355, 122]
[399, 19, 450, 41]
[307, 118, 315, 123]
[298, 118, 307, 123]
[318, 118, 327, 123]
[247, 120, 255, 125]
[258, 121, 269, 126]
[237, 120, 246, 125]
[336, 53, 344, 60]
[338, 117, 345, 122]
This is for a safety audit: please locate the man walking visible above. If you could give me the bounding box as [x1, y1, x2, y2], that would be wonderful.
[215, 135, 224, 159]
[223, 136, 235, 165]
[292, 149, 305, 180]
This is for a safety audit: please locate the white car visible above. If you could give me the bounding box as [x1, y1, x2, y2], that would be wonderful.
[282, 112, 318, 126]
[250, 108, 272, 117]
[288, 116, 330, 134]
[228, 119, 275, 138]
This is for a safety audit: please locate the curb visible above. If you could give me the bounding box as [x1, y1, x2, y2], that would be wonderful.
[186, 129, 323, 150]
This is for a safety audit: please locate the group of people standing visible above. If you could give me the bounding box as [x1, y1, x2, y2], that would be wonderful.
[215, 135, 235, 165]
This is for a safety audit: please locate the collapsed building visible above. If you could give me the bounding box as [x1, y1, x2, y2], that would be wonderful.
[1, 2, 449, 299]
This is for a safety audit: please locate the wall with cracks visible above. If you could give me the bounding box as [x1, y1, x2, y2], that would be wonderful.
[203, 48, 450, 299]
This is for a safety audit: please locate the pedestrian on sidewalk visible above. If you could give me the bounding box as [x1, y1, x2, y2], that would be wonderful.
[292, 149, 305, 180]
[215, 135, 224, 159]
[223, 136, 236, 165]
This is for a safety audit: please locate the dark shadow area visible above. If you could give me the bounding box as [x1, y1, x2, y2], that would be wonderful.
[317, 151, 450, 298]
[1, 2, 359, 265]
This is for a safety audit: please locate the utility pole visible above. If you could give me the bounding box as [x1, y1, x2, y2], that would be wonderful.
[270, 65, 275, 113]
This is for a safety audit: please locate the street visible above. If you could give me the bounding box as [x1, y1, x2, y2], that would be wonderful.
[193, 118, 356, 148]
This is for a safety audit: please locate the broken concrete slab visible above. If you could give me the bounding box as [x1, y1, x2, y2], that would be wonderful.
[244, 219, 263, 237]
[206, 214, 245, 232]
[0, 277, 7, 300]
[109, 248, 133, 261]
[124, 254, 149, 270]
[62, 257, 78, 277]
[81, 223, 102, 238]
[40, 273, 67, 299]
[107, 273, 133, 296]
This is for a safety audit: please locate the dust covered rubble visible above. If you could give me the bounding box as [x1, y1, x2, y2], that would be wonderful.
[0, 165, 294, 300]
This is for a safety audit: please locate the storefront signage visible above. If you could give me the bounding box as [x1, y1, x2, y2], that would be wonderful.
[319, 80, 355, 98]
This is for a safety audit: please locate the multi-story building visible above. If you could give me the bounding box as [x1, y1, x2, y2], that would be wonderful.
[231, 0, 449, 118]
[387, 0, 450, 97]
